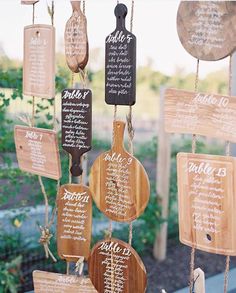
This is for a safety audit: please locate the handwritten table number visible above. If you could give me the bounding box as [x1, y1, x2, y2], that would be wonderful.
[61, 89, 92, 176]
[14, 126, 61, 180]
[88, 238, 147, 293]
[177, 152, 236, 255]
[105, 3, 136, 105]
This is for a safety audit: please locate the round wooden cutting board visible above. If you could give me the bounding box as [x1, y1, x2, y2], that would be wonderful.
[89, 121, 150, 222]
[88, 238, 147, 293]
[177, 1, 236, 61]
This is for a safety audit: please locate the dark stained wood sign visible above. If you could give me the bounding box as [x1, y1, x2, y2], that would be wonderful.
[14, 126, 61, 180]
[23, 24, 55, 98]
[165, 88, 236, 143]
[33, 271, 97, 293]
[65, 1, 89, 72]
[62, 89, 92, 176]
[88, 238, 147, 293]
[177, 152, 236, 255]
[89, 121, 150, 222]
[105, 3, 136, 105]
[177, 1, 236, 61]
[57, 184, 92, 262]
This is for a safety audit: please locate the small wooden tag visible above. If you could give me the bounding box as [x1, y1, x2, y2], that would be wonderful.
[14, 126, 61, 180]
[194, 268, 205, 293]
[64, 1, 89, 72]
[89, 121, 150, 222]
[105, 3, 136, 105]
[165, 88, 236, 142]
[57, 184, 92, 262]
[88, 238, 147, 293]
[21, 0, 39, 4]
[33, 271, 97, 292]
[23, 24, 55, 98]
[61, 89, 92, 176]
[177, 152, 236, 255]
[177, 1, 236, 61]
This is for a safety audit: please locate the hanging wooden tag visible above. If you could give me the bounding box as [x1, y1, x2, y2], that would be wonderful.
[194, 268, 205, 293]
[33, 271, 97, 292]
[165, 88, 236, 143]
[88, 238, 147, 293]
[105, 3, 136, 106]
[177, 152, 236, 255]
[89, 121, 150, 222]
[57, 184, 92, 262]
[62, 89, 92, 176]
[64, 1, 89, 72]
[23, 24, 55, 98]
[14, 126, 61, 180]
[177, 1, 236, 61]
[21, 0, 39, 4]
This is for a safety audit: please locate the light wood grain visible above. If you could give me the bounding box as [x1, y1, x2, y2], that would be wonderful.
[88, 238, 147, 293]
[33, 270, 97, 293]
[177, 1, 236, 61]
[194, 268, 205, 293]
[14, 125, 61, 180]
[64, 1, 89, 72]
[23, 24, 55, 98]
[177, 152, 236, 255]
[57, 184, 92, 262]
[21, 0, 39, 4]
[165, 88, 236, 142]
[89, 121, 150, 222]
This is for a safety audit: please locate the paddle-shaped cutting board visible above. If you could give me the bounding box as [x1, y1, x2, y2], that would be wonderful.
[105, 3, 136, 105]
[177, 152, 236, 255]
[57, 184, 92, 262]
[33, 271, 97, 293]
[90, 121, 150, 222]
[88, 238, 147, 293]
[177, 1, 236, 61]
[65, 1, 89, 72]
[14, 126, 61, 180]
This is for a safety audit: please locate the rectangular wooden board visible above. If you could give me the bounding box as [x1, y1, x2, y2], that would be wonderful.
[21, 0, 39, 4]
[165, 88, 236, 142]
[33, 270, 97, 293]
[14, 126, 61, 180]
[23, 24, 55, 98]
[177, 152, 236, 255]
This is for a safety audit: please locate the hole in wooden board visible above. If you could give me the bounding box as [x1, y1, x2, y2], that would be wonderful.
[206, 234, 212, 241]
[19, 146, 23, 150]
[36, 31, 40, 37]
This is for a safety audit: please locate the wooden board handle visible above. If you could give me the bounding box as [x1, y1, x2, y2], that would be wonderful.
[115, 3, 127, 29]
[70, 0, 81, 12]
[70, 154, 83, 176]
[112, 121, 125, 151]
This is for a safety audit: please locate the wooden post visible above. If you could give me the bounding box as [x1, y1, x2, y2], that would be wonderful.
[153, 87, 171, 261]
[194, 268, 205, 293]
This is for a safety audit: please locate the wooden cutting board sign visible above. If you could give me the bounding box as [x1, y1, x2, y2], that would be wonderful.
[64, 1, 89, 72]
[88, 238, 147, 293]
[177, 152, 236, 255]
[105, 3, 136, 105]
[14, 126, 61, 180]
[23, 25, 55, 98]
[57, 184, 92, 262]
[177, 1, 236, 61]
[62, 89, 92, 176]
[165, 88, 236, 142]
[90, 121, 150, 222]
[33, 270, 97, 293]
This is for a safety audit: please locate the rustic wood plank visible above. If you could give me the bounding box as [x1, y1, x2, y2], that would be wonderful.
[89, 121, 150, 222]
[14, 126, 61, 180]
[21, 0, 39, 4]
[23, 24, 55, 98]
[57, 184, 92, 262]
[33, 270, 97, 292]
[105, 3, 136, 105]
[177, 152, 236, 255]
[88, 238, 147, 293]
[64, 1, 89, 72]
[194, 268, 205, 293]
[165, 88, 236, 142]
[177, 1, 236, 61]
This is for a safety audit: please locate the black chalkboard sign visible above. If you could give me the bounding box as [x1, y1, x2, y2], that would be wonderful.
[61, 89, 92, 176]
[105, 4, 136, 106]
